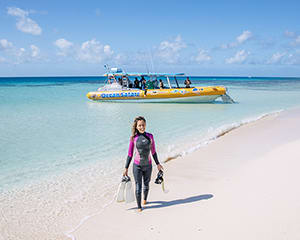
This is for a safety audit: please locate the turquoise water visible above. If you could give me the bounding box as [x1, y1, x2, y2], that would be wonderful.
[1, 76, 300, 192]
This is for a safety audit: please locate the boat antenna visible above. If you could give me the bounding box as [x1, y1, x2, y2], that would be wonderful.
[104, 64, 110, 84]
[149, 48, 155, 74]
[145, 53, 150, 75]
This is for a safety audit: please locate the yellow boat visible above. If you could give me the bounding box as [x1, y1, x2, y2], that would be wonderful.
[86, 68, 234, 103]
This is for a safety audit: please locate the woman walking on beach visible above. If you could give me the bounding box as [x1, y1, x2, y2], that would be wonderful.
[123, 116, 163, 212]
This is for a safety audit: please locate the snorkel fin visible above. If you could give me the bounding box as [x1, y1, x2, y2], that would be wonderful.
[116, 176, 127, 202]
[124, 176, 135, 203]
[117, 176, 135, 203]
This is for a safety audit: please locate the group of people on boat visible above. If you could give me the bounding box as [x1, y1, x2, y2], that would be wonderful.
[107, 75, 192, 89]
[108, 75, 146, 89]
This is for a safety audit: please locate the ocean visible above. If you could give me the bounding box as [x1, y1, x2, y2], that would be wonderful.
[1, 76, 300, 239]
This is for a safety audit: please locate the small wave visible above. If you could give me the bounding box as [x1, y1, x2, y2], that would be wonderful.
[163, 109, 283, 163]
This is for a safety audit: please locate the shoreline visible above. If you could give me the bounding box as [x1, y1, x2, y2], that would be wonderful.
[0, 108, 284, 194]
[70, 107, 300, 240]
[163, 108, 284, 163]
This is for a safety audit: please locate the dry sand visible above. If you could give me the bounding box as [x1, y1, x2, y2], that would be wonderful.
[70, 108, 300, 240]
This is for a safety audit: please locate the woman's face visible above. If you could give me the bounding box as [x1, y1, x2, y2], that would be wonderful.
[136, 120, 146, 134]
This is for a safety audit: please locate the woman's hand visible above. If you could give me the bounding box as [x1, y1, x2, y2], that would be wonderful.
[157, 164, 163, 171]
[123, 168, 128, 176]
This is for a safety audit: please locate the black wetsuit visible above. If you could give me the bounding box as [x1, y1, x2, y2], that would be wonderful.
[125, 132, 159, 209]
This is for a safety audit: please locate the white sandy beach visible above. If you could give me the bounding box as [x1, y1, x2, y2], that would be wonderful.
[71, 108, 300, 240]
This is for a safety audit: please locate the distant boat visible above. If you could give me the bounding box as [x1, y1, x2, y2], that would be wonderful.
[87, 67, 234, 103]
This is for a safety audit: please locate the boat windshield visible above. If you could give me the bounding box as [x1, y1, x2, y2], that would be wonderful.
[97, 82, 123, 91]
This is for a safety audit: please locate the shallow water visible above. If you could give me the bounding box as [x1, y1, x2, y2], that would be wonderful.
[1, 76, 300, 191]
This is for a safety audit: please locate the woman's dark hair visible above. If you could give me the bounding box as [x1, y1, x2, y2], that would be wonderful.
[131, 116, 146, 139]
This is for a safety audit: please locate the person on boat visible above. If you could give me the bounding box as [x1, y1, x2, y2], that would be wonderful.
[140, 76, 146, 90]
[159, 79, 164, 89]
[184, 77, 192, 88]
[153, 79, 159, 89]
[122, 75, 129, 87]
[108, 76, 113, 84]
[123, 116, 163, 212]
[134, 78, 140, 89]
[118, 77, 123, 86]
[128, 79, 133, 88]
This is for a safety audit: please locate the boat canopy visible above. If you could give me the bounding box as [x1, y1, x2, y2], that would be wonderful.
[103, 64, 184, 77]
[103, 72, 185, 77]
[102, 66, 186, 89]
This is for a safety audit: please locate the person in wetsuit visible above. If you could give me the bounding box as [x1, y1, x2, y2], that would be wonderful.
[123, 116, 163, 212]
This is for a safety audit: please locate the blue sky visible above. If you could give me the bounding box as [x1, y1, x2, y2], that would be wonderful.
[0, 0, 300, 77]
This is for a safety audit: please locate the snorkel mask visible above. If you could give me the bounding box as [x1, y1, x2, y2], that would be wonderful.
[154, 170, 164, 184]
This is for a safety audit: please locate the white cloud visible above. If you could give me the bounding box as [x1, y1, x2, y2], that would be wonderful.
[16, 48, 26, 57]
[7, 7, 42, 35]
[286, 53, 300, 65]
[77, 39, 114, 63]
[30, 45, 40, 58]
[0, 39, 13, 50]
[156, 35, 186, 63]
[221, 42, 236, 49]
[54, 38, 74, 56]
[266, 52, 300, 65]
[285, 30, 296, 38]
[9, 45, 43, 64]
[53, 38, 116, 63]
[226, 50, 250, 64]
[0, 39, 43, 64]
[54, 38, 73, 49]
[13, 46, 43, 64]
[10, 47, 27, 64]
[221, 30, 253, 49]
[193, 49, 211, 63]
[237, 30, 253, 44]
[159, 35, 186, 52]
[284, 31, 300, 46]
[103, 44, 113, 56]
[7, 7, 27, 18]
[267, 52, 286, 64]
[288, 35, 300, 46]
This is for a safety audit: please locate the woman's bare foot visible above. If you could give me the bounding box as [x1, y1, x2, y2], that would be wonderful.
[143, 200, 147, 205]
